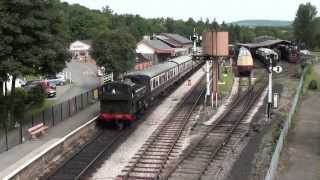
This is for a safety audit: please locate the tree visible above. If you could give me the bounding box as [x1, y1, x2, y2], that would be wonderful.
[91, 30, 136, 77]
[0, 0, 70, 94]
[293, 2, 318, 48]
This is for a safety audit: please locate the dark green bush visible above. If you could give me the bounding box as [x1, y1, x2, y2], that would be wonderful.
[308, 80, 318, 90]
[27, 85, 46, 106]
[12, 88, 28, 118]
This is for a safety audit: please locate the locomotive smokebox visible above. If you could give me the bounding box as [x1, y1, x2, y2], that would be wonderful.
[202, 31, 229, 57]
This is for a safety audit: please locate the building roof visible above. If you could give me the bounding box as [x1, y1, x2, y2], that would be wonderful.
[143, 39, 172, 49]
[161, 33, 193, 45]
[139, 39, 174, 54]
[238, 39, 292, 49]
[156, 35, 181, 48]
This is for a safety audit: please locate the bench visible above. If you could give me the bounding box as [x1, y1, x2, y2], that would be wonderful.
[28, 123, 48, 139]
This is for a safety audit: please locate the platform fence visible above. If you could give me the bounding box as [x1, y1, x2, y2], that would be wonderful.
[264, 65, 309, 180]
[0, 87, 101, 153]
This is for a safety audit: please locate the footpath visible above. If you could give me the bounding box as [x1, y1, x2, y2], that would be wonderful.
[0, 102, 99, 179]
[277, 64, 320, 180]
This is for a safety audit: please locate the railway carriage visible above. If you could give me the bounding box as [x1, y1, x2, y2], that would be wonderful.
[125, 61, 179, 100]
[255, 48, 279, 67]
[169, 56, 193, 78]
[98, 55, 202, 128]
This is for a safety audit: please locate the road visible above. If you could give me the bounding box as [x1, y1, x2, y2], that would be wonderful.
[50, 60, 101, 104]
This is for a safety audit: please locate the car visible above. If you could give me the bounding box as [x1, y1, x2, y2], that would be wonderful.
[24, 80, 57, 98]
[47, 74, 66, 86]
[46, 88, 56, 98]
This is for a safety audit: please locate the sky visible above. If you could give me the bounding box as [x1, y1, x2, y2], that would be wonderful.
[61, 0, 320, 23]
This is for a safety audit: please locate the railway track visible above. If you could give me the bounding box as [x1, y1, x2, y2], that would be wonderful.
[117, 79, 206, 180]
[160, 79, 267, 180]
[47, 127, 133, 180]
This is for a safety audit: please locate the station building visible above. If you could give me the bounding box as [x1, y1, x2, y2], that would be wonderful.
[156, 33, 193, 55]
[69, 40, 92, 61]
[136, 37, 175, 65]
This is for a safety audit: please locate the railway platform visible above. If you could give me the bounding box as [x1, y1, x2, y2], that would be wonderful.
[0, 102, 99, 179]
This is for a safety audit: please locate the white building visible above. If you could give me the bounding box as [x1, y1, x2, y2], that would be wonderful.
[69, 40, 92, 61]
[136, 38, 174, 64]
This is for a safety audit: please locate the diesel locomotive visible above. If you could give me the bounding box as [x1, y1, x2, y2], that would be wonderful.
[98, 55, 202, 128]
[236, 47, 254, 77]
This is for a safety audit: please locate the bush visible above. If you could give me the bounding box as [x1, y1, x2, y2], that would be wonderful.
[308, 80, 318, 90]
[27, 85, 46, 106]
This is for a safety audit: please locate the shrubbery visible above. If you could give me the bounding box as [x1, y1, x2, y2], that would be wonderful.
[27, 86, 46, 106]
[0, 87, 46, 129]
[308, 80, 318, 90]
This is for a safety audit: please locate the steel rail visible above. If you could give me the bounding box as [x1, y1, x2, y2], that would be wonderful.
[161, 79, 267, 179]
[119, 78, 205, 180]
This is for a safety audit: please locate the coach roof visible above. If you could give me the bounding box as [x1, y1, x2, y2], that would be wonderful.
[127, 61, 177, 78]
[169, 55, 192, 65]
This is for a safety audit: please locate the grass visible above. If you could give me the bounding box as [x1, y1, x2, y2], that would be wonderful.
[24, 75, 41, 81]
[303, 65, 320, 93]
[218, 67, 234, 94]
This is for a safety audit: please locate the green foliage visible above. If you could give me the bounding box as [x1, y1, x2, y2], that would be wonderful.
[293, 2, 318, 48]
[27, 86, 46, 106]
[0, 95, 9, 128]
[218, 66, 234, 93]
[0, 0, 70, 92]
[308, 80, 318, 90]
[12, 88, 28, 118]
[303, 65, 320, 93]
[91, 30, 136, 76]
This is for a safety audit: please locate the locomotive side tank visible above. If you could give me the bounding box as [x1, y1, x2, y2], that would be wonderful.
[237, 47, 254, 77]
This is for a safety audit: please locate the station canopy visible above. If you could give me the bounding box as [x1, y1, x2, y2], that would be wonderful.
[237, 39, 292, 49]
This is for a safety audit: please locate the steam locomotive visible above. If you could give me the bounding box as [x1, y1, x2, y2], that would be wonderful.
[277, 44, 299, 63]
[98, 56, 202, 128]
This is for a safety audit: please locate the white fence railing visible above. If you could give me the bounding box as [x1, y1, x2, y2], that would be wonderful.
[264, 66, 308, 180]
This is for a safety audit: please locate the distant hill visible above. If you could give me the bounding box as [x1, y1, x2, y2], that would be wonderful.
[229, 20, 292, 27]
